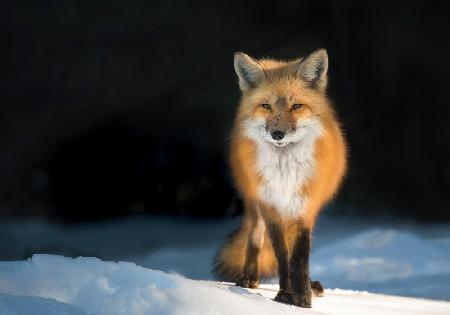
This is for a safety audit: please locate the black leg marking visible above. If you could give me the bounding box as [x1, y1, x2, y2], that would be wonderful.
[266, 222, 289, 291]
[289, 228, 312, 308]
[311, 280, 324, 297]
[264, 221, 295, 305]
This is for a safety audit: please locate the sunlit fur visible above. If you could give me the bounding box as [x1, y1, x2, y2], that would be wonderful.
[231, 57, 346, 222]
[214, 50, 347, 282]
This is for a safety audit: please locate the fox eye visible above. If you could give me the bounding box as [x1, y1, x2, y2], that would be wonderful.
[261, 103, 272, 110]
[292, 103, 303, 110]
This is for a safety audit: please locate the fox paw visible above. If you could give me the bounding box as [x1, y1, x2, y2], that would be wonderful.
[291, 289, 312, 308]
[274, 290, 294, 305]
[310, 280, 324, 297]
[275, 288, 312, 308]
[235, 277, 259, 288]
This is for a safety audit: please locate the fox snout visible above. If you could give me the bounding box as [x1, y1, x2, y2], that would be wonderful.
[271, 130, 285, 140]
[267, 115, 291, 141]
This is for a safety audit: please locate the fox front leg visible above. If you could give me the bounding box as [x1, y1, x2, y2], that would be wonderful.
[264, 221, 294, 304]
[289, 228, 313, 308]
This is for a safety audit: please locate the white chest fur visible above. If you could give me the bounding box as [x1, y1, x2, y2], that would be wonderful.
[245, 118, 323, 218]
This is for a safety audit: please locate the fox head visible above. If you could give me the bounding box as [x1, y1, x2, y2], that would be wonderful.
[234, 49, 331, 147]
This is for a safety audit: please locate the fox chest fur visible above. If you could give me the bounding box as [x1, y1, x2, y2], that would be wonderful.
[238, 118, 323, 218]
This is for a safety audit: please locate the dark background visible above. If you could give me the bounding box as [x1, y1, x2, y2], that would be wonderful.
[2, 0, 450, 222]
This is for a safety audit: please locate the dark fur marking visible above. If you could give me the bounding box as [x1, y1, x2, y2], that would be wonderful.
[311, 280, 324, 297]
[266, 222, 289, 290]
[239, 65, 257, 88]
[314, 60, 324, 80]
[275, 96, 288, 109]
[289, 228, 312, 307]
[302, 59, 325, 89]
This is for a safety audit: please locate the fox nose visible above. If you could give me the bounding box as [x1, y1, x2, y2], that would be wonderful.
[271, 130, 285, 141]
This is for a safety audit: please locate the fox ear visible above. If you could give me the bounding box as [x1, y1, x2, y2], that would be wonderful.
[297, 49, 328, 90]
[234, 52, 265, 91]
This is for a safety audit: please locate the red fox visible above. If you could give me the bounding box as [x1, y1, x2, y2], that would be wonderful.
[213, 49, 347, 307]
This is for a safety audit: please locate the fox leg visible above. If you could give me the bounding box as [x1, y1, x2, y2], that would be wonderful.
[261, 208, 319, 307]
[263, 219, 292, 304]
[289, 228, 313, 307]
[236, 202, 266, 288]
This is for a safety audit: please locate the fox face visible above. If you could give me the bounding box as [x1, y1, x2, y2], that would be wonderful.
[234, 50, 329, 147]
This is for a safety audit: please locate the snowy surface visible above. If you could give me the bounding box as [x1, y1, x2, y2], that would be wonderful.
[1, 215, 450, 314]
[0, 293, 85, 315]
[0, 254, 449, 315]
[311, 228, 450, 300]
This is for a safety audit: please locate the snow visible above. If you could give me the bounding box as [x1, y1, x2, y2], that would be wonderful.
[310, 228, 450, 300]
[313, 228, 450, 281]
[0, 255, 449, 315]
[0, 293, 85, 315]
[1, 215, 450, 314]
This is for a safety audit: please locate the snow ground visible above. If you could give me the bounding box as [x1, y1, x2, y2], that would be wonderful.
[1, 214, 450, 314]
[0, 255, 449, 315]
